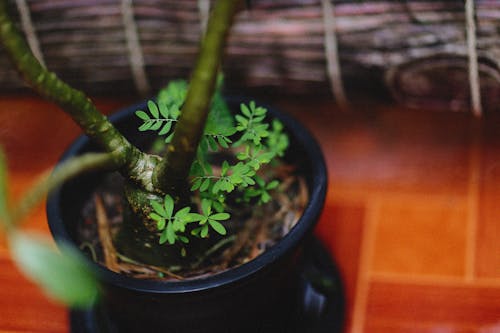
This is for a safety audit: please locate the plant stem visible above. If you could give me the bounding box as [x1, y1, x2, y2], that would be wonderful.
[0, 1, 147, 184]
[153, 0, 241, 196]
[9, 152, 120, 227]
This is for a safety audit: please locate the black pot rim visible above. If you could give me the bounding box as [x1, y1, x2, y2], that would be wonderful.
[47, 96, 327, 294]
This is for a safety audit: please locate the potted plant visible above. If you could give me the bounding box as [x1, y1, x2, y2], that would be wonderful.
[0, 1, 342, 332]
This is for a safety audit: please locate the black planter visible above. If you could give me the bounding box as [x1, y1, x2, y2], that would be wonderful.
[47, 97, 341, 333]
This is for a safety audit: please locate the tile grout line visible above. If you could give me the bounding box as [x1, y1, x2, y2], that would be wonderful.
[371, 271, 500, 288]
[465, 124, 481, 283]
[329, 189, 469, 207]
[350, 199, 380, 333]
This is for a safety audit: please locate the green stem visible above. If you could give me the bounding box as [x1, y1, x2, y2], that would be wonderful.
[0, 1, 148, 186]
[153, 0, 241, 196]
[9, 152, 120, 227]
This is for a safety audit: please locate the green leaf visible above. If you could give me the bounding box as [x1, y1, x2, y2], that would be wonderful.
[158, 80, 188, 106]
[254, 106, 267, 116]
[248, 160, 260, 170]
[243, 176, 255, 186]
[236, 151, 247, 161]
[190, 161, 204, 176]
[221, 161, 230, 176]
[272, 119, 284, 131]
[166, 221, 176, 244]
[223, 181, 235, 192]
[240, 103, 251, 117]
[172, 217, 185, 232]
[201, 199, 211, 216]
[178, 236, 189, 244]
[135, 110, 150, 121]
[261, 191, 271, 203]
[10, 232, 99, 308]
[220, 127, 237, 137]
[217, 136, 229, 148]
[200, 225, 209, 238]
[159, 229, 168, 244]
[208, 220, 227, 235]
[191, 178, 202, 191]
[205, 96, 233, 135]
[257, 152, 275, 164]
[159, 122, 172, 135]
[150, 120, 163, 131]
[235, 115, 248, 127]
[170, 107, 181, 119]
[212, 180, 222, 194]
[151, 200, 166, 217]
[267, 180, 280, 190]
[212, 200, 224, 213]
[165, 133, 174, 143]
[150, 212, 163, 222]
[148, 100, 159, 118]
[200, 178, 211, 192]
[255, 176, 266, 187]
[164, 195, 174, 218]
[138, 122, 152, 132]
[199, 137, 209, 156]
[174, 206, 191, 221]
[210, 212, 230, 221]
[207, 136, 218, 151]
[156, 218, 166, 230]
[185, 213, 205, 223]
[158, 102, 169, 118]
[191, 227, 202, 237]
[253, 115, 265, 123]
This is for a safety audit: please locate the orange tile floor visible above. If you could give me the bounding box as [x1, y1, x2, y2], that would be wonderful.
[1, 95, 499, 332]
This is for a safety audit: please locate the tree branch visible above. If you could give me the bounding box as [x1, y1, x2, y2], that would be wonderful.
[153, 0, 241, 196]
[9, 152, 121, 227]
[0, 1, 146, 182]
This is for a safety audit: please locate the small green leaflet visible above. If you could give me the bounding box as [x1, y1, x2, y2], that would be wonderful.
[208, 220, 227, 235]
[148, 100, 159, 118]
[135, 110, 149, 121]
[10, 232, 99, 308]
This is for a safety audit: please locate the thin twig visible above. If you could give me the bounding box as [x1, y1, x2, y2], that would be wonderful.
[95, 194, 184, 279]
[80, 242, 98, 262]
[192, 235, 236, 269]
[15, 0, 45, 66]
[321, 0, 350, 111]
[115, 252, 184, 279]
[465, 0, 482, 117]
[95, 195, 120, 272]
[121, 0, 150, 96]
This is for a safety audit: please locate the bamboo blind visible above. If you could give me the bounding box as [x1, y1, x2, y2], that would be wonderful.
[1, 0, 499, 115]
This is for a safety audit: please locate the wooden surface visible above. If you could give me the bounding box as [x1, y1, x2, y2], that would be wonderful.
[1, 95, 499, 332]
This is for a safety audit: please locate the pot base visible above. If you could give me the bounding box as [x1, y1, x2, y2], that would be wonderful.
[69, 237, 344, 333]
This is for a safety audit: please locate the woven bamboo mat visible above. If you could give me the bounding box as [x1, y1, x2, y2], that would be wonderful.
[1, 0, 499, 114]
